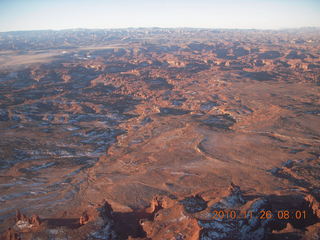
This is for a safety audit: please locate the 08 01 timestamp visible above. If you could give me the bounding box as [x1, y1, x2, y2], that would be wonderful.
[210, 209, 307, 220]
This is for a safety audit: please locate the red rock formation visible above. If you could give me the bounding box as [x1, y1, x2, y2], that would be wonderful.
[141, 200, 201, 240]
[305, 194, 320, 218]
[3, 228, 20, 240]
[79, 211, 89, 225]
[11, 210, 41, 233]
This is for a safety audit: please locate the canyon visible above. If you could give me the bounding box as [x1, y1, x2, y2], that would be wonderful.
[0, 28, 319, 239]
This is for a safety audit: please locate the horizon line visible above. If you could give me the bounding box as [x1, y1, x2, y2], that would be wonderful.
[1, 26, 320, 34]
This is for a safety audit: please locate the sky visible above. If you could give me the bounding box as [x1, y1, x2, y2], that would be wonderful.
[0, 0, 319, 32]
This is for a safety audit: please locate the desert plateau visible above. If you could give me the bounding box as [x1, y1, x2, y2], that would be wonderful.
[0, 28, 319, 239]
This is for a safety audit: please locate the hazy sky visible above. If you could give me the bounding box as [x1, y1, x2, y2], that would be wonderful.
[0, 0, 319, 31]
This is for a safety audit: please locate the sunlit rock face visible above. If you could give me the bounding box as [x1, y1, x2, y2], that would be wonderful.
[0, 28, 320, 239]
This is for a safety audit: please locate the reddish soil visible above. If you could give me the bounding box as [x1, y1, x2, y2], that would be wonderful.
[0, 28, 319, 239]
